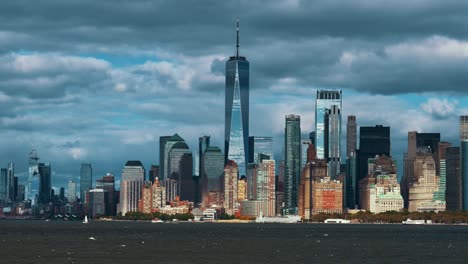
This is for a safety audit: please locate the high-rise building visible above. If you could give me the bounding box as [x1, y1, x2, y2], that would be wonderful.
[298, 159, 328, 220]
[237, 176, 247, 202]
[301, 139, 312, 170]
[67, 180, 77, 203]
[248, 136, 274, 164]
[345, 152, 357, 209]
[324, 105, 341, 179]
[178, 153, 195, 201]
[224, 160, 239, 215]
[80, 163, 92, 201]
[0, 168, 7, 202]
[312, 177, 343, 215]
[26, 150, 40, 205]
[461, 115, 468, 210]
[315, 90, 342, 160]
[159, 136, 171, 181]
[347, 116, 357, 158]
[284, 114, 301, 214]
[196, 136, 211, 205]
[87, 189, 108, 219]
[446, 147, 461, 211]
[163, 134, 185, 180]
[434, 142, 451, 202]
[96, 173, 116, 216]
[6, 162, 14, 202]
[247, 163, 258, 200]
[357, 125, 391, 182]
[201, 146, 225, 206]
[225, 18, 249, 177]
[38, 163, 51, 205]
[148, 165, 159, 183]
[119, 160, 145, 215]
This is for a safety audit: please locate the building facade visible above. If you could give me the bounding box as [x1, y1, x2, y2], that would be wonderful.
[284, 114, 301, 214]
[461, 116, 468, 210]
[223, 161, 239, 215]
[248, 136, 274, 164]
[80, 163, 92, 202]
[119, 161, 145, 215]
[315, 90, 342, 160]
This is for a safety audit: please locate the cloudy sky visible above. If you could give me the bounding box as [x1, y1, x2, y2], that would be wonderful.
[1, 0, 468, 189]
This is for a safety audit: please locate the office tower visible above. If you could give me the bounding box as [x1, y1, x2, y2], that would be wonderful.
[446, 147, 461, 211]
[357, 125, 391, 182]
[315, 90, 342, 159]
[16, 184, 24, 202]
[96, 174, 116, 215]
[224, 160, 239, 215]
[201, 146, 225, 206]
[161, 134, 185, 180]
[13, 176, 18, 202]
[238, 176, 247, 201]
[312, 177, 343, 215]
[119, 161, 145, 215]
[277, 161, 285, 192]
[196, 136, 211, 205]
[347, 116, 357, 158]
[26, 150, 40, 205]
[256, 160, 276, 216]
[38, 163, 51, 205]
[163, 178, 178, 202]
[59, 187, 65, 201]
[80, 163, 92, 202]
[225, 18, 249, 177]
[0, 168, 6, 201]
[434, 142, 451, 202]
[139, 182, 153, 213]
[67, 180, 77, 203]
[298, 163, 311, 220]
[152, 178, 166, 209]
[284, 114, 301, 214]
[324, 105, 341, 179]
[408, 150, 444, 212]
[168, 140, 191, 180]
[87, 189, 108, 219]
[159, 136, 171, 181]
[248, 136, 274, 164]
[309, 132, 316, 145]
[247, 163, 258, 200]
[461, 115, 468, 210]
[148, 165, 159, 183]
[6, 162, 14, 202]
[345, 152, 357, 209]
[301, 139, 312, 170]
[179, 153, 195, 201]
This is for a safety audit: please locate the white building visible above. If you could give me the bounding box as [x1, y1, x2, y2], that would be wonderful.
[67, 180, 77, 203]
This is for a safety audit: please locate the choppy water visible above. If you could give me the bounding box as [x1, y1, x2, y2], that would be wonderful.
[0, 221, 467, 263]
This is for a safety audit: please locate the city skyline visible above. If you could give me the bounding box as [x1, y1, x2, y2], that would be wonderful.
[1, 1, 468, 189]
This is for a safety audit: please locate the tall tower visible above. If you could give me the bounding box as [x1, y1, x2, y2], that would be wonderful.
[80, 163, 92, 201]
[347, 116, 357, 158]
[315, 90, 342, 160]
[460, 115, 468, 210]
[284, 114, 301, 214]
[225, 18, 249, 177]
[26, 150, 40, 205]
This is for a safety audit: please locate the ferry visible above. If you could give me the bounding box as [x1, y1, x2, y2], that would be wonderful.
[324, 218, 351, 224]
[402, 219, 429, 225]
[151, 219, 164, 223]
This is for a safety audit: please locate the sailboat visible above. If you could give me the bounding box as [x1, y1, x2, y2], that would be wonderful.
[83, 215, 89, 224]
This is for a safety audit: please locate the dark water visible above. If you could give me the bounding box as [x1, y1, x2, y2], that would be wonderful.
[1, 221, 467, 263]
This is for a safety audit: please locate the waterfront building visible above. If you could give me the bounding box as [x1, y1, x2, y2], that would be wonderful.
[315, 90, 342, 160]
[67, 180, 77, 203]
[408, 151, 444, 212]
[312, 177, 343, 215]
[224, 161, 239, 215]
[248, 136, 273, 164]
[80, 163, 92, 202]
[433, 142, 451, 203]
[139, 182, 152, 213]
[237, 176, 247, 201]
[201, 146, 225, 206]
[446, 147, 462, 211]
[225, 19, 249, 177]
[38, 163, 51, 205]
[163, 178, 179, 202]
[345, 152, 357, 209]
[96, 174, 116, 215]
[159, 136, 171, 181]
[87, 188, 108, 218]
[284, 114, 301, 214]
[162, 134, 185, 180]
[178, 153, 195, 201]
[461, 115, 468, 210]
[347, 116, 357, 158]
[299, 159, 328, 220]
[119, 161, 145, 215]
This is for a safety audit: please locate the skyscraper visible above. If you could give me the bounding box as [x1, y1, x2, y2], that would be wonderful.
[178, 152, 194, 201]
[6, 162, 14, 203]
[26, 150, 40, 205]
[80, 163, 92, 201]
[224, 160, 239, 215]
[148, 165, 159, 183]
[201, 146, 225, 205]
[119, 161, 145, 215]
[358, 125, 391, 181]
[248, 136, 274, 164]
[159, 136, 171, 181]
[96, 174, 116, 216]
[301, 139, 312, 170]
[38, 163, 51, 205]
[162, 134, 185, 180]
[284, 114, 301, 214]
[446, 147, 461, 211]
[0, 168, 7, 202]
[325, 105, 341, 179]
[196, 136, 210, 205]
[315, 90, 342, 160]
[168, 140, 191, 182]
[460, 115, 468, 210]
[225, 18, 249, 177]
[67, 180, 77, 203]
[347, 116, 357, 158]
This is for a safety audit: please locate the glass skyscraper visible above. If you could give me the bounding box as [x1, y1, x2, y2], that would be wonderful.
[315, 90, 342, 160]
[284, 114, 301, 214]
[162, 134, 185, 180]
[26, 150, 40, 205]
[80, 163, 92, 201]
[325, 105, 341, 179]
[38, 163, 51, 205]
[225, 19, 249, 177]
[460, 115, 468, 210]
[248, 136, 274, 164]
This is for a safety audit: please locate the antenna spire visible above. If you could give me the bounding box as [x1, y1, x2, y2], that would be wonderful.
[236, 17, 239, 58]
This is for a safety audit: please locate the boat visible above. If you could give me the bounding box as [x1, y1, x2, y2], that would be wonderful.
[151, 219, 164, 223]
[324, 218, 351, 224]
[402, 219, 426, 225]
[83, 215, 89, 224]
